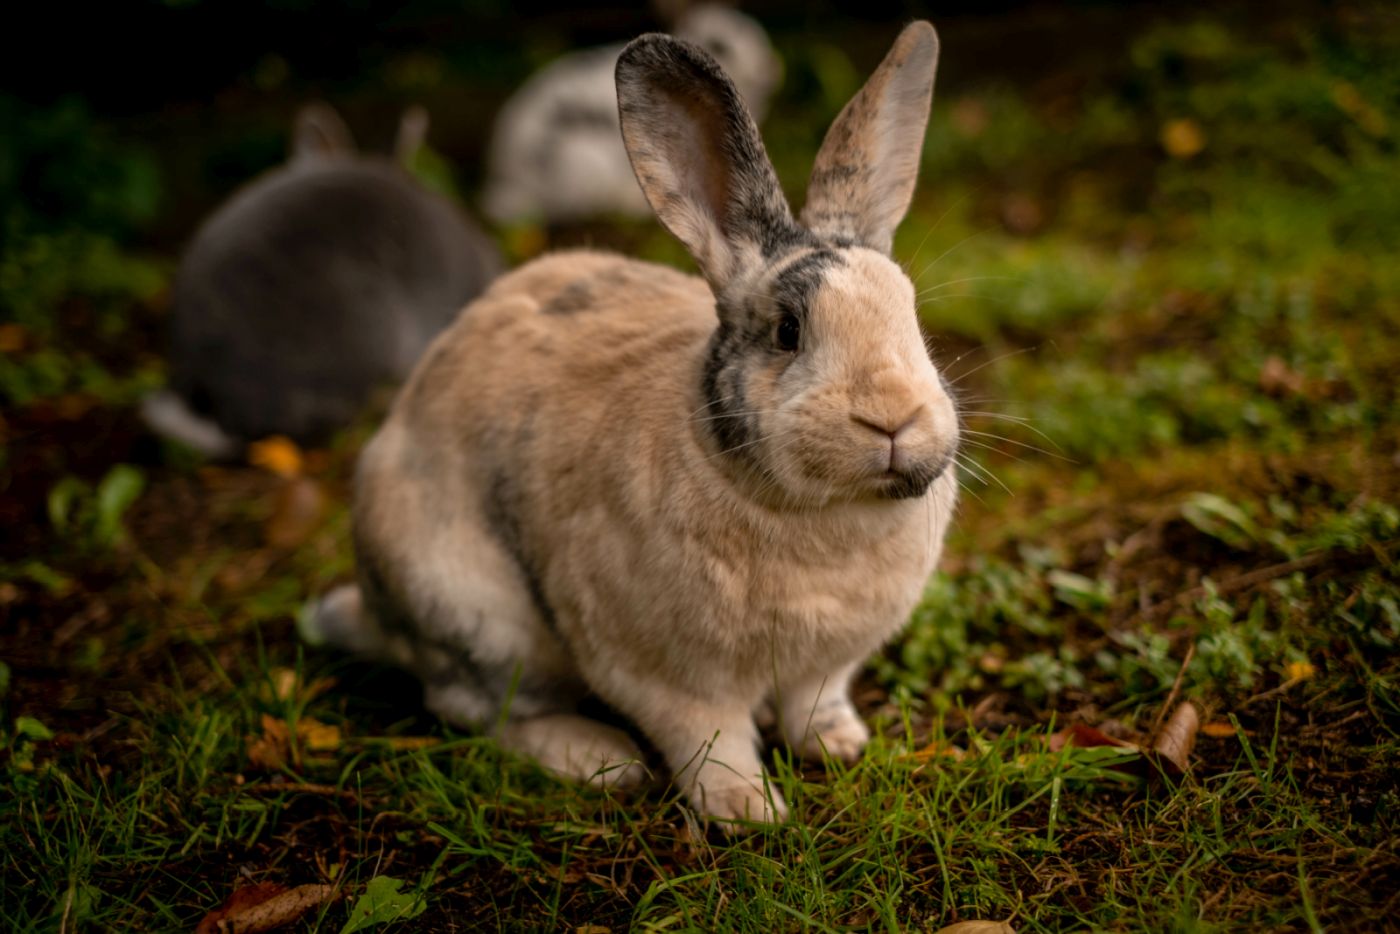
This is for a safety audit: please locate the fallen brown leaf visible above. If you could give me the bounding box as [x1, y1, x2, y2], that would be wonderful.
[932, 922, 1016, 934]
[245, 713, 343, 771]
[1201, 721, 1237, 739]
[1044, 706, 1199, 780]
[1151, 701, 1199, 776]
[1045, 723, 1135, 754]
[195, 882, 336, 934]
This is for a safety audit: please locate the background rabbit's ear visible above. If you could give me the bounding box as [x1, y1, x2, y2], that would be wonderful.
[394, 105, 430, 166]
[291, 102, 356, 162]
[616, 34, 799, 292]
[800, 21, 939, 255]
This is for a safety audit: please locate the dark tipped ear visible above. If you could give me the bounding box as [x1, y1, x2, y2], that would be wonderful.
[800, 21, 939, 254]
[292, 102, 355, 162]
[394, 105, 430, 166]
[616, 34, 799, 292]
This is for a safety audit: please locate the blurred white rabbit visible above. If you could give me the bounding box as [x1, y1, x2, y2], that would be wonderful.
[483, 3, 781, 223]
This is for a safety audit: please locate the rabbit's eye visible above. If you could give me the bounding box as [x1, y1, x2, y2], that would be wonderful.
[775, 313, 801, 353]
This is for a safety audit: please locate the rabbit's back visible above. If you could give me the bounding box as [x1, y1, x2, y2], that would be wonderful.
[171, 160, 499, 443]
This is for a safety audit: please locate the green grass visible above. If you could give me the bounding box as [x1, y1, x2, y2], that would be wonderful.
[3, 6, 1399, 932]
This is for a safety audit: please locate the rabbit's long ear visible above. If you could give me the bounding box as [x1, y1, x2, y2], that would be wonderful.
[292, 103, 356, 163]
[617, 35, 800, 292]
[800, 21, 939, 255]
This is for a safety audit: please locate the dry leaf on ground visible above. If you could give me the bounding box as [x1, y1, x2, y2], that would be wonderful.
[905, 740, 967, 762]
[1045, 703, 1200, 779]
[245, 713, 342, 770]
[933, 921, 1016, 934]
[194, 882, 336, 934]
[1045, 723, 1135, 754]
[1285, 660, 1317, 681]
[1152, 701, 1199, 775]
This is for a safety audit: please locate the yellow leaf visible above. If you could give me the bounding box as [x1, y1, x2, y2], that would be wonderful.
[905, 740, 966, 762]
[1201, 721, 1237, 738]
[248, 436, 304, 477]
[299, 719, 342, 753]
[1285, 660, 1317, 682]
[1160, 118, 1206, 159]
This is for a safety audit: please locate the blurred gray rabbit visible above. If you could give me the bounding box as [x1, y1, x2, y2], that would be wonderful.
[483, 3, 781, 223]
[143, 103, 501, 456]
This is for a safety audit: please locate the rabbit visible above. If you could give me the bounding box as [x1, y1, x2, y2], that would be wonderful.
[307, 21, 955, 825]
[142, 103, 501, 457]
[482, 3, 781, 223]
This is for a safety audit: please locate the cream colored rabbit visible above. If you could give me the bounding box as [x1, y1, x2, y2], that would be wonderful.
[308, 21, 957, 825]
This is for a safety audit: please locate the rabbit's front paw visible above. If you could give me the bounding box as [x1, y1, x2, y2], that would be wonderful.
[698, 779, 788, 826]
[499, 714, 648, 789]
[795, 705, 870, 764]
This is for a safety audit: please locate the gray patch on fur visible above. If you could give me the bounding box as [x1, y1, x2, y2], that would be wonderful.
[540, 279, 595, 315]
[482, 468, 560, 639]
[770, 249, 842, 315]
[698, 250, 844, 461]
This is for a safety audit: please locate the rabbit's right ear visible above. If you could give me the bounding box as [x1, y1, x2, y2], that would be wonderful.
[800, 22, 939, 255]
[292, 103, 355, 163]
[616, 35, 799, 292]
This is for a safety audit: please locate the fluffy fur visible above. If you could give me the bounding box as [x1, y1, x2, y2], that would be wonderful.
[312, 21, 956, 825]
[150, 103, 500, 454]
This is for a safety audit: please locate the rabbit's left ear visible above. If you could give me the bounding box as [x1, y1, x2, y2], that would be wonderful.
[292, 102, 356, 162]
[800, 21, 939, 255]
[616, 34, 800, 293]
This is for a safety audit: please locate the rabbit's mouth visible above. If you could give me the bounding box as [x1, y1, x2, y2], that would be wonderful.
[874, 449, 954, 501]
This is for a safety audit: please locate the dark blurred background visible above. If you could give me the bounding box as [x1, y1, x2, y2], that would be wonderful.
[5, 0, 1383, 244]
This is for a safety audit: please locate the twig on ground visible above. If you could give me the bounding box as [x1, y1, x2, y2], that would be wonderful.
[1149, 643, 1197, 740]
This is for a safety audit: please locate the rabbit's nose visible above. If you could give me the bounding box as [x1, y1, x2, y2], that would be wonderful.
[852, 407, 926, 471]
[851, 406, 924, 442]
